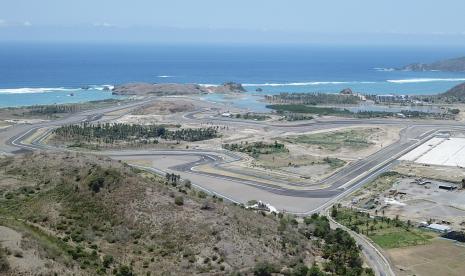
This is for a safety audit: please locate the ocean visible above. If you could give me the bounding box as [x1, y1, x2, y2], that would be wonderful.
[1, 42, 465, 108]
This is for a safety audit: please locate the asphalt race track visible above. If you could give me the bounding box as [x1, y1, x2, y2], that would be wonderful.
[1, 98, 463, 214]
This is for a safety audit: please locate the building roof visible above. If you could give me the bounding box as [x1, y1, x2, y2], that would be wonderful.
[427, 223, 451, 232]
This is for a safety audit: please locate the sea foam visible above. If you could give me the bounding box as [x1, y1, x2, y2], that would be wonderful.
[242, 81, 375, 87]
[387, 78, 465, 84]
[0, 85, 114, 94]
[0, 87, 74, 94]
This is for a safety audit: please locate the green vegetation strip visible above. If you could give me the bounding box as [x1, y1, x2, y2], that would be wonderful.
[234, 113, 270, 121]
[332, 207, 435, 249]
[223, 141, 287, 158]
[284, 129, 374, 151]
[267, 104, 351, 116]
[54, 122, 219, 144]
[267, 104, 453, 119]
[265, 92, 360, 105]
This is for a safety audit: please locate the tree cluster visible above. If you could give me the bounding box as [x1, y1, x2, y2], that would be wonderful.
[26, 104, 83, 115]
[223, 141, 287, 157]
[54, 123, 219, 144]
[265, 93, 360, 105]
[301, 213, 369, 276]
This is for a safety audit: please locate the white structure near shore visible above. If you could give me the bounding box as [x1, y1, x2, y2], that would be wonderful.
[399, 137, 465, 167]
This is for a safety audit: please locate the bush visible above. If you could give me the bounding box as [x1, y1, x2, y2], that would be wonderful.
[116, 265, 134, 276]
[183, 179, 192, 189]
[197, 191, 207, 199]
[88, 176, 105, 193]
[103, 255, 114, 268]
[174, 196, 184, 206]
[253, 261, 280, 276]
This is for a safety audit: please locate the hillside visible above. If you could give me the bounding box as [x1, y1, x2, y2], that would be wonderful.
[0, 152, 371, 275]
[441, 82, 465, 97]
[438, 82, 465, 102]
[0, 152, 315, 275]
[112, 82, 246, 96]
[400, 56, 465, 72]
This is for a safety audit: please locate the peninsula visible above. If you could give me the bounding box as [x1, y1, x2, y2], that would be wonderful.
[400, 56, 465, 72]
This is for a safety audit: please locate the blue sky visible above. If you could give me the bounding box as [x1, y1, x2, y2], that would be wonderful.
[2, 0, 465, 44]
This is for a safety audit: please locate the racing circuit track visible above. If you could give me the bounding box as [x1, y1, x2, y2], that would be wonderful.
[1, 98, 463, 214]
[2, 98, 465, 276]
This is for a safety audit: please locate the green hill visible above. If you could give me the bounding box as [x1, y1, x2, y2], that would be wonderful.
[401, 56, 465, 72]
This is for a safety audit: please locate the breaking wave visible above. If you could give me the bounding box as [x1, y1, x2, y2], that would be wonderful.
[242, 81, 376, 87]
[387, 78, 465, 84]
[0, 85, 114, 94]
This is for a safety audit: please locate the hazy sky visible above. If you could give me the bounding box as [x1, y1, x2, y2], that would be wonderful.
[2, 0, 465, 44]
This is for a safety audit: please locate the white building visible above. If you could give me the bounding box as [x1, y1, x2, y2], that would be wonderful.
[426, 223, 451, 233]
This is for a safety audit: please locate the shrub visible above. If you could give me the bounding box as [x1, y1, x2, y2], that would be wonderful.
[253, 261, 279, 276]
[116, 265, 134, 276]
[103, 255, 114, 268]
[198, 191, 208, 199]
[88, 176, 105, 193]
[174, 196, 184, 206]
[183, 179, 192, 189]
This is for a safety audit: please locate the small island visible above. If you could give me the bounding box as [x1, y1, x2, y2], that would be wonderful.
[112, 82, 246, 96]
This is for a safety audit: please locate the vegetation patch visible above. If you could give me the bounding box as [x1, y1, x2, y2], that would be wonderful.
[223, 141, 287, 158]
[233, 113, 270, 121]
[280, 113, 314, 121]
[300, 214, 374, 275]
[0, 99, 123, 119]
[267, 104, 454, 120]
[332, 207, 435, 249]
[352, 171, 403, 197]
[265, 92, 361, 105]
[52, 122, 219, 149]
[284, 128, 376, 151]
[267, 104, 352, 116]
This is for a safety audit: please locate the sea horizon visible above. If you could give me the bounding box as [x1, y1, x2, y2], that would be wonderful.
[1, 42, 465, 107]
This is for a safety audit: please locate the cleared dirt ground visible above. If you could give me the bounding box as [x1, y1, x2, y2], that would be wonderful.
[394, 161, 465, 183]
[388, 238, 465, 276]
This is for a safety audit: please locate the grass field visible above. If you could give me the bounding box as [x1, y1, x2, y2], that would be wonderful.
[333, 207, 435, 249]
[370, 228, 435, 249]
[283, 128, 376, 151]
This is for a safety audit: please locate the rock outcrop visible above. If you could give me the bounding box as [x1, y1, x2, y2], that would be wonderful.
[339, 88, 353, 95]
[212, 82, 247, 93]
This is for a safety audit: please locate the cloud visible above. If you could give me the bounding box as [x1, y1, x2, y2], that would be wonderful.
[0, 19, 32, 27]
[93, 22, 115, 28]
